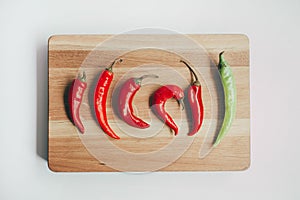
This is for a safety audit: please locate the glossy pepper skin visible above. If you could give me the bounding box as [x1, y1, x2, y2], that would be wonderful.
[187, 84, 204, 136]
[151, 85, 184, 135]
[94, 59, 122, 139]
[180, 60, 204, 136]
[118, 75, 158, 129]
[68, 71, 87, 133]
[213, 51, 237, 147]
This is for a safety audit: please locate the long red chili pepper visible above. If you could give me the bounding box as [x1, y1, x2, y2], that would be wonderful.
[118, 75, 158, 129]
[151, 85, 184, 135]
[180, 60, 204, 136]
[68, 71, 87, 133]
[94, 58, 122, 139]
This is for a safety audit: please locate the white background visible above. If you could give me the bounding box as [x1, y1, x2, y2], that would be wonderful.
[0, 0, 299, 199]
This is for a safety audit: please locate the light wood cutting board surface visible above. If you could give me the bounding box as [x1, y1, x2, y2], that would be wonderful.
[48, 34, 250, 172]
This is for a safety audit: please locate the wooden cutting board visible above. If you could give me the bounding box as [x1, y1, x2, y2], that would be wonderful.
[48, 34, 250, 172]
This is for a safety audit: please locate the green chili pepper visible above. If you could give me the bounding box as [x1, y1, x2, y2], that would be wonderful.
[213, 51, 237, 147]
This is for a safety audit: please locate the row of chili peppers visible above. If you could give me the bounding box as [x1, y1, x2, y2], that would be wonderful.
[68, 52, 235, 146]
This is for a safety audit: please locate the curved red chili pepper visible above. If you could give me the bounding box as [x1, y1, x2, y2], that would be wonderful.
[94, 59, 122, 139]
[180, 60, 204, 136]
[151, 85, 184, 135]
[118, 75, 158, 129]
[68, 71, 87, 133]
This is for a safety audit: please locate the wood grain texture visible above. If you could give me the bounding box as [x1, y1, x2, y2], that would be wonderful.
[48, 34, 250, 172]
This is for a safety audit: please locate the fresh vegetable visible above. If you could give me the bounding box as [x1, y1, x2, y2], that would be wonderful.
[118, 75, 158, 128]
[213, 51, 237, 146]
[180, 60, 204, 136]
[94, 58, 122, 139]
[68, 71, 87, 133]
[151, 85, 184, 135]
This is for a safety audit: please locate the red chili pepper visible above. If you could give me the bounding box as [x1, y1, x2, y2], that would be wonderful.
[151, 85, 184, 135]
[180, 60, 204, 136]
[68, 71, 87, 133]
[118, 75, 158, 129]
[94, 59, 122, 139]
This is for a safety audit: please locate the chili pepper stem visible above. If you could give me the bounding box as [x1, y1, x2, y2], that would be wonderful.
[106, 58, 123, 71]
[135, 74, 159, 85]
[180, 60, 201, 86]
[189, 70, 195, 84]
[177, 98, 185, 110]
[218, 51, 230, 70]
[77, 71, 86, 82]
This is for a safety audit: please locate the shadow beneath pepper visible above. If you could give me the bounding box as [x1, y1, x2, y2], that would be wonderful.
[149, 92, 160, 117]
[148, 93, 153, 108]
[63, 82, 73, 124]
[111, 80, 125, 121]
[210, 60, 225, 144]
